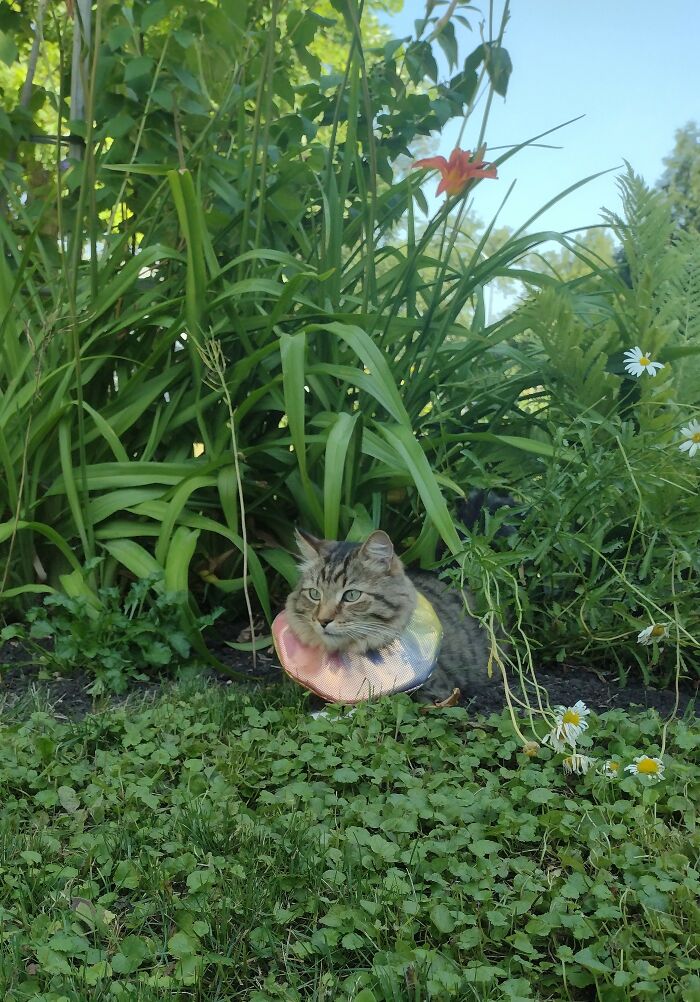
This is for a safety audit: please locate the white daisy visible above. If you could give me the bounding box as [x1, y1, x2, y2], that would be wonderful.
[553, 700, 590, 746]
[542, 730, 568, 753]
[600, 760, 621, 778]
[562, 754, 596, 775]
[625, 755, 665, 781]
[679, 419, 700, 458]
[542, 700, 591, 752]
[637, 623, 670, 646]
[623, 346, 664, 378]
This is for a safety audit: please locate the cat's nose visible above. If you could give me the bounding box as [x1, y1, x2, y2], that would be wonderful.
[317, 615, 334, 628]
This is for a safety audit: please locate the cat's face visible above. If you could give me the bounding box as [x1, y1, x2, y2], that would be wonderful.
[285, 530, 417, 653]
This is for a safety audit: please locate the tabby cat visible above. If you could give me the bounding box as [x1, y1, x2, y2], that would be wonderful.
[285, 529, 490, 703]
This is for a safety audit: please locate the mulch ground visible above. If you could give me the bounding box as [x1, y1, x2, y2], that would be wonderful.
[0, 625, 696, 721]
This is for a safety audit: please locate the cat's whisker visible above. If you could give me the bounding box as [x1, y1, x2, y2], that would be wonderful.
[342, 624, 393, 638]
[341, 622, 385, 633]
[349, 619, 397, 632]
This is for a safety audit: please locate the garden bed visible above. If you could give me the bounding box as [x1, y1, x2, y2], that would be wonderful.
[1, 628, 696, 721]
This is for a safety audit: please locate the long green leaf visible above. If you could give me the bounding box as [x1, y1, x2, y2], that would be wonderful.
[155, 475, 216, 565]
[164, 526, 200, 595]
[100, 539, 163, 583]
[380, 425, 462, 556]
[83, 245, 182, 327]
[94, 520, 161, 539]
[0, 584, 55, 600]
[462, 431, 580, 460]
[259, 547, 299, 588]
[47, 461, 218, 493]
[0, 520, 83, 572]
[81, 402, 129, 462]
[324, 412, 358, 539]
[0, 428, 18, 511]
[130, 501, 271, 620]
[168, 169, 207, 336]
[59, 569, 102, 609]
[90, 488, 165, 525]
[307, 363, 406, 421]
[280, 331, 323, 528]
[309, 321, 409, 424]
[58, 417, 90, 556]
[217, 466, 240, 537]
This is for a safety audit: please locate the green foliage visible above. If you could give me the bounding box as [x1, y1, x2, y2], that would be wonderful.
[0, 0, 528, 614]
[0, 0, 697, 688]
[509, 419, 698, 681]
[444, 170, 700, 682]
[0, 686, 697, 998]
[0, 574, 222, 693]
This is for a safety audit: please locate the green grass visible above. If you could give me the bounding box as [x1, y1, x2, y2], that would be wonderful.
[0, 681, 698, 1001]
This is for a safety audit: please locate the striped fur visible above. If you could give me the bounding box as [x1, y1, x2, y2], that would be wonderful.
[286, 529, 490, 701]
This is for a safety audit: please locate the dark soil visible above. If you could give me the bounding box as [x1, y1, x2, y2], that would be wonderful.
[1, 626, 696, 721]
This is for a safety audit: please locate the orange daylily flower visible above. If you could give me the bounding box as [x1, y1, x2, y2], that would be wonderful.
[411, 145, 498, 197]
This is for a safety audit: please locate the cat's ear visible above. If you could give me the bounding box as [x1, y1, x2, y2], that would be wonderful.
[360, 530, 394, 567]
[294, 528, 323, 563]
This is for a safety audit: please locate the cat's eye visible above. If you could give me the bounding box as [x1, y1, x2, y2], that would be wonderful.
[342, 589, 362, 602]
[306, 587, 321, 602]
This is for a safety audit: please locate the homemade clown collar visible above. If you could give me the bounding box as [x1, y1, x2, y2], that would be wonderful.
[272, 593, 442, 703]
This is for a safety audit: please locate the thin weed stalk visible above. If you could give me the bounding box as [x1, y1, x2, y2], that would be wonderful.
[195, 337, 257, 667]
[660, 553, 684, 757]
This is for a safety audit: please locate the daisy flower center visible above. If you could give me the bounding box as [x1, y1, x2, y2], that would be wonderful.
[639, 356, 650, 366]
[636, 757, 660, 775]
[608, 761, 619, 772]
[562, 709, 581, 726]
[691, 432, 700, 443]
[650, 624, 666, 637]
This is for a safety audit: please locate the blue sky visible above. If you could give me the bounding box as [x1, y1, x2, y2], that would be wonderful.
[382, 0, 699, 235]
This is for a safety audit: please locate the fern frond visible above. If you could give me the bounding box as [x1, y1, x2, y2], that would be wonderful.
[602, 166, 675, 295]
[658, 231, 700, 343]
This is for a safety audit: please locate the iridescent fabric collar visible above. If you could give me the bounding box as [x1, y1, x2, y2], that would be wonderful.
[272, 593, 442, 703]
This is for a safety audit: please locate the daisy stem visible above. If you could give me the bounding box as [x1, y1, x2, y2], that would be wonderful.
[579, 545, 699, 646]
[615, 436, 643, 575]
[660, 553, 682, 757]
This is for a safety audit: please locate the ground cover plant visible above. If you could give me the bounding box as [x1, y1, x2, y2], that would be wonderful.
[0, 683, 698, 1000]
[0, 573, 223, 695]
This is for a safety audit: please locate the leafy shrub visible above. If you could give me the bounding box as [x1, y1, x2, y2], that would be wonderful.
[0, 0, 558, 616]
[431, 171, 700, 684]
[1, 575, 221, 693]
